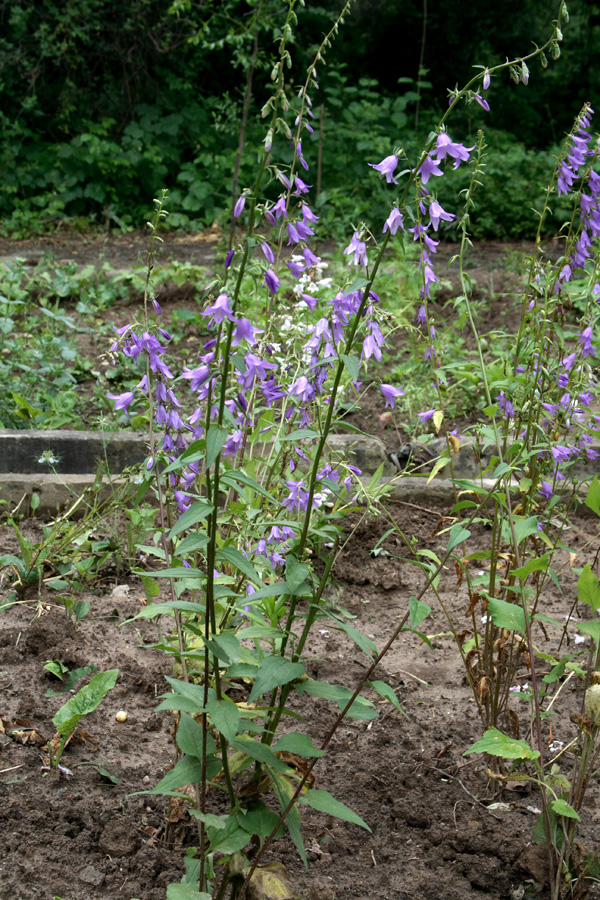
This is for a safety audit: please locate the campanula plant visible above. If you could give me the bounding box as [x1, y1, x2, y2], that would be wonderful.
[106, 0, 600, 896]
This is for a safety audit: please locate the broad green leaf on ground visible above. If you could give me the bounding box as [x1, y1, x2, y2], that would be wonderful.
[143, 754, 220, 795]
[578, 563, 600, 611]
[52, 669, 118, 736]
[248, 657, 306, 704]
[298, 789, 371, 831]
[273, 733, 324, 758]
[488, 597, 526, 634]
[464, 726, 540, 760]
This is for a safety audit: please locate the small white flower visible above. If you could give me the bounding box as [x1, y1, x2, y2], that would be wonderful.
[574, 633, 586, 644]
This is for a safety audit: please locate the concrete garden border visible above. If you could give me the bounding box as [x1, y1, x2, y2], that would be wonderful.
[1, 429, 598, 515]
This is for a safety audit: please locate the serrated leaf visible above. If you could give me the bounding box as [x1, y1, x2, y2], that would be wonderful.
[488, 597, 526, 634]
[447, 525, 470, 552]
[207, 817, 250, 854]
[168, 502, 212, 540]
[273, 733, 324, 758]
[578, 563, 600, 611]
[248, 657, 305, 704]
[205, 633, 241, 664]
[329, 618, 376, 660]
[52, 669, 118, 736]
[464, 726, 539, 760]
[551, 798, 580, 820]
[298, 789, 371, 831]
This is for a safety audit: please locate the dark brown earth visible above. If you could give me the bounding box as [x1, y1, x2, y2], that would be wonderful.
[1, 235, 600, 900]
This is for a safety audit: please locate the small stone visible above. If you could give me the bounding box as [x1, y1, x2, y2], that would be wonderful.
[115, 710, 128, 723]
[142, 775, 151, 784]
[79, 865, 104, 886]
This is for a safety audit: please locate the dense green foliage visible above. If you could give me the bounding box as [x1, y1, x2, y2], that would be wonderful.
[0, 0, 595, 237]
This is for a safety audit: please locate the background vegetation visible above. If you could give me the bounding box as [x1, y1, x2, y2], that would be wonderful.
[0, 0, 598, 238]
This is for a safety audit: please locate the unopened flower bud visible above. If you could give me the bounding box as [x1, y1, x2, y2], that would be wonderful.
[540, 52, 548, 68]
[521, 62, 530, 85]
[552, 41, 561, 59]
[585, 683, 600, 725]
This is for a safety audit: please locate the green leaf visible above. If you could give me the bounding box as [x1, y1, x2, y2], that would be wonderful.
[207, 816, 250, 854]
[329, 617, 377, 660]
[231, 735, 292, 773]
[238, 803, 283, 838]
[187, 811, 227, 829]
[512, 554, 549, 580]
[217, 546, 260, 583]
[273, 733, 324, 758]
[296, 678, 376, 720]
[464, 726, 539, 760]
[205, 697, 240, 744]
[577, 620, 600, 643]
[585, 476, 600, 517]
[167, 884, 211, 900]
[447, 525, 470, 552]
[269, 772, 306, 867]
[578, 563, 600, 611]
[205, 633, 241, 664]
[206, 425, 229, 469]
[551, 798, 580, 820]
[279, 428, 319, 442]
[298, 789, 371, 831]
[488, 597, 526, 634]
[52, 669, 118, 737]
[409, 596, 431, 629]
[367, 680, 409, 719]
[513, 516, 540, 545]
[44, 660, 68, 679]
[139, 573, 160, 603]
[248, 657, 306, 704]
[135, 567, 206, 579]
[285, 555, 310, 594]
[143, 755, 219, 795]
[341, 354, 360, 382]
[45, 664, 97, 697]
[168, 501, 212, 540]
[176, 713, 213, 760]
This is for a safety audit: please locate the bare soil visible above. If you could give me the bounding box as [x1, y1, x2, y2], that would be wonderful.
[1, 235, 599, 900]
